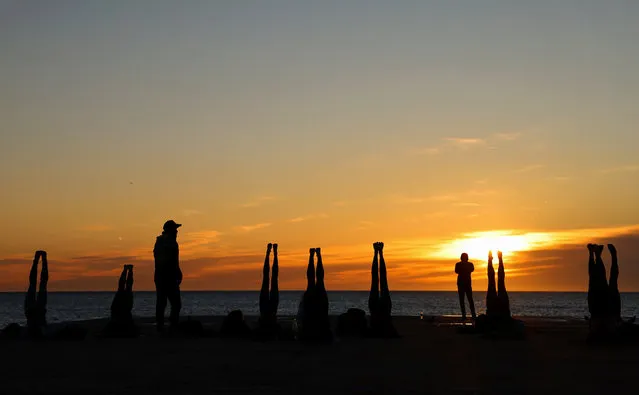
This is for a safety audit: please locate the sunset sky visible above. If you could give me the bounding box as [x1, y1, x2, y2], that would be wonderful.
[2, 1, 639, 292]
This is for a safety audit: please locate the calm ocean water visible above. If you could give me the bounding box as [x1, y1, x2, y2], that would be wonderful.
[2, 291, 639, 328]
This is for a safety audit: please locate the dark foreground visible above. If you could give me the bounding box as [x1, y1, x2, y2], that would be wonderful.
[1, 316, 637, 395]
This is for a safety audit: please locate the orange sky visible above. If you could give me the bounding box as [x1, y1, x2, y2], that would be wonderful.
[2, 2, 639, 292]
[2, 224, 639, 292]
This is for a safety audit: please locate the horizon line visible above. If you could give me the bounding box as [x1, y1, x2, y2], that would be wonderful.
[0, 289, 631, 293]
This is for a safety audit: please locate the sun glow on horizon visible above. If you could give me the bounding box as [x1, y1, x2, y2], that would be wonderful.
[428, 231, 556, 262]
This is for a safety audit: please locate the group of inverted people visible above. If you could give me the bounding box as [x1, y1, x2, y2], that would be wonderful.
[1, 243, 398, 341]
[455, 250, 522, 335]
[2, 243, 635, 341]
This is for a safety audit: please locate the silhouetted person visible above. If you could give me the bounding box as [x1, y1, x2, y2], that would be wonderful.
[587, 244, 609, 327]
[298, 248, 332, 342]
[220, 310, 252, 338]
[25, 250, 48, 338]
[14, 250, 87, 340]
[485, 251, 498, 318]
[608, 244, 621, 323]
[257, 243, 280, 338]
[496, 251, 511, 318]
[455, 253, 476, 320]
[586, 243, 626, 340]
[154, 220, 183, 333]
[104, 265, 138, 337]
[368, 242, 398, 337]
[475, 251, 522, 337]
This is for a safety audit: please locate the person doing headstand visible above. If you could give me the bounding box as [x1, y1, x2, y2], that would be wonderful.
[368, 242, 398, 337]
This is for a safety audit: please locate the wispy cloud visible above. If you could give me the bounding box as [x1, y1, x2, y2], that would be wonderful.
[596, 165, 639, 175]
[552, 176, 570, 182]
[181, 230, 222, 247]
[234, 223, 272, 232]
[78, 225, 113, 232]
[289, 213, 328, 223]
[445, 137, 486, 148]
[183, 209, 203, 217]
[453, 202, 481, 207]
[412, 137, 485, 156]
[392, 194, 459, 204]
[411, 146, 441, 156]
[356, 221, 375, 230]
[512, 164, 545, 174]
[467, 189, 496, 197]
[492, 132, 522, 141]
[239, 196, 277, 208]
[429, 194, 460, 202]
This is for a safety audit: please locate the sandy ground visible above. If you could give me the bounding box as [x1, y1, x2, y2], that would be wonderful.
[1, 316, 637, 395]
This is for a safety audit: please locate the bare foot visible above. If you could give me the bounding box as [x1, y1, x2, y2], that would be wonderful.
[607, 244, 617, 255]
[379, 242, 384, 251]
[309, 248, 315, 255]
[315, 247, 321, 255]
[273, 243, 278, 252]
[497, 250, 503, 260]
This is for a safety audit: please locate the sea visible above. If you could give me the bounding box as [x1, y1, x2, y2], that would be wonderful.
[2, 291, 639, 328]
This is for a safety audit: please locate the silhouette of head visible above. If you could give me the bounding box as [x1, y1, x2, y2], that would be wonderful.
[163, 220, 181, 235]
[460, 253, 468, 262]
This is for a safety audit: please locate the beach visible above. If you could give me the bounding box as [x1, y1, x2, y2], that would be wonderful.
[2, 316, 637, 395]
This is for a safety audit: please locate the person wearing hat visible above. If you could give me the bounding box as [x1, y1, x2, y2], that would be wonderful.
[153, 220, 183, 332]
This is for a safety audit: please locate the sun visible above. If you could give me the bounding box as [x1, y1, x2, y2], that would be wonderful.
[431, 231, 553, 261]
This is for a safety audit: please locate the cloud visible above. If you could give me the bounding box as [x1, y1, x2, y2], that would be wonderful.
[467, 189, 496, 197]
[492, 132, 522, 141]
[392, 194, 459, 204]
[179, 230, 222, 255]
[183, 209, 203, 217]
[411, 137, 485, 156]
[78, 225, 113, 232]
[234, 223, 272, 232]
[512, 164, 545, 174]
[453, 202, 481, 207]
[429, 194, 460, 202]
[445, 137, 486, 147]
[289, 213, 328, 223]
[239, 196, 277, 208]
[392, 196, 429, 204]
[356, 220, 375, 229]
[596, 165, 639, 175]
[552, 176, 570, 182]
[412, 146, 441, 156]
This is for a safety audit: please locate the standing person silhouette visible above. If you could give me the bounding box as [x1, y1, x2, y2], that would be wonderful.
[154, 220, 183, 333]
[455, 253, 476, 321]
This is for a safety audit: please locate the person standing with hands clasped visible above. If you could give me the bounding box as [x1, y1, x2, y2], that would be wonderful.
[154, 220, 183, 333]
[455, 253, 476, 321]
